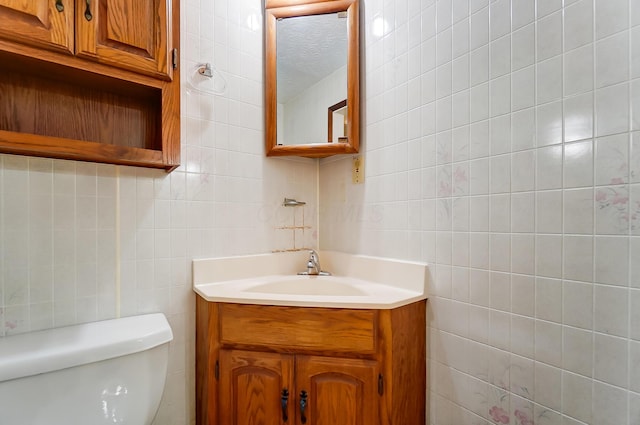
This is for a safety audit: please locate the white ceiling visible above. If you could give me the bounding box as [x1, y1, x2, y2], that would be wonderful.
[276, 13, 348, 104]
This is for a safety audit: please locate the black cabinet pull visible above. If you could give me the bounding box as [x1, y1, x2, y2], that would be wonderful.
[281, 389, 289, 422]
[55, 0, 64, 12]
[299, 390, 308, 424]
[84, 0, 93, 21]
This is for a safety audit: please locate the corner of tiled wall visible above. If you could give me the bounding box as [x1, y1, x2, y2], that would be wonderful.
[321, 0, 640, 424]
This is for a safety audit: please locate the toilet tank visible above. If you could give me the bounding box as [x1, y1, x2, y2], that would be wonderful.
[0, 313, 173, 425]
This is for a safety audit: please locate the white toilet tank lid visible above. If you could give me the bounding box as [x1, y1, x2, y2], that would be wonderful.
[0, 313, 173, 383]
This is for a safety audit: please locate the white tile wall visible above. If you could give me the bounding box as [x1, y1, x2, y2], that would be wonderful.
[0, 0, 317, 424]
[2, 0, 639, 423]
[321, 0, 640, 424]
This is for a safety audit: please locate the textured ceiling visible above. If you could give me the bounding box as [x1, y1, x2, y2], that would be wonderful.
[277, 13, 348, 103]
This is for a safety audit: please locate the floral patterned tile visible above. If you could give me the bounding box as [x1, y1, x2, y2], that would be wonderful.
[437, 198, 453, 230]
[438, 165, 453, 197]
[595, 185, 630, 234]
[489, 348, 511, 390]
[488, 386, 510, 424]
[533, 404, 562, 425]
[4, 304, 28, 335]
[510, 355, 534, 401]
[511, 395, 535, 425]
[595, 134, 629, 185]
[453, 163, 470, 196]
[467, 375, 490, 419]
[452, 125, 471, 162]
[437, 131, 453, 165]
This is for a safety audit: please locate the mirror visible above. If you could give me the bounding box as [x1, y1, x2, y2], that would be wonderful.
[265, 0, 360, 158]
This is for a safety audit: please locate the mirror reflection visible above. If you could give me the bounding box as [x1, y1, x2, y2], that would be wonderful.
[328, 99, 348, 143]
[276, 13, 348, 146]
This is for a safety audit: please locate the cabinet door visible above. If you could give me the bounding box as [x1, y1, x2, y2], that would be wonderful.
[296, 356, 379, 425]
[75, 0, 173, 80]
[219, 349, 294, 425]
[0, 0, 73, 53]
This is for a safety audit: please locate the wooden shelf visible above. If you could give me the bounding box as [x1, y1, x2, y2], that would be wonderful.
[0, 0, 180, 172]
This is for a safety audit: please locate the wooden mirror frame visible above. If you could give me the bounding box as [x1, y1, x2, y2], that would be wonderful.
[265, 0, 360, 158]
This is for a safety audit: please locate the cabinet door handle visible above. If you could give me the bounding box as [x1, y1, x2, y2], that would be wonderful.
[299, 390, 308, 424]
[55, 0, 64, 12]
[84, 0, 93, 21]
[281, 388, 289, 422]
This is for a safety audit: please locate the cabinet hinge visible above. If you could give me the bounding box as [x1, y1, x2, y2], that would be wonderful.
[215, 360, 219, 380]
[172, 48, 179, 70]
[378, 373, 384, 396]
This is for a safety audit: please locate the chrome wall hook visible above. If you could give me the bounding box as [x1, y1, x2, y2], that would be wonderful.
[283, 198, 306, 207]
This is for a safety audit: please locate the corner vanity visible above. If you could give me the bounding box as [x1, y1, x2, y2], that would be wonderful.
[194, 251, 428, 425]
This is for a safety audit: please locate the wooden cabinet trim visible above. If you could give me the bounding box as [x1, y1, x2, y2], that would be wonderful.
[196, 297, 219, 425]
[219, 303, 378, 356]
[378, 302, 427, 425]
[0, 131, 166, 168]
[0, 42, 166, 88]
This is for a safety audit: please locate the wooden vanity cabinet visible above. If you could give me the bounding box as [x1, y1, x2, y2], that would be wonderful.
[196, 297, 426, 425]
[0, 0, 180, 171]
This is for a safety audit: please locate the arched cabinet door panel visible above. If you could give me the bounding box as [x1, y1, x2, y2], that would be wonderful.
[218, 349, 294, 425]
[75, 0, 173, 80]
[295, 356, 378, 425]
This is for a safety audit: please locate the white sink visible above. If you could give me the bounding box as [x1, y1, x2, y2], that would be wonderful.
[245, 277, 367, 296]
[192, 251, 428, 309]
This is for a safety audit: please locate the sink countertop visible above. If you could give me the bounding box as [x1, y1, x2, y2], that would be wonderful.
[192, 251, 428, 309]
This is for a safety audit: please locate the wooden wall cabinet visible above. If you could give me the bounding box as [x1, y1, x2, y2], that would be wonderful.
[0, 0, 180, 171]
[196, 298, 427, 425]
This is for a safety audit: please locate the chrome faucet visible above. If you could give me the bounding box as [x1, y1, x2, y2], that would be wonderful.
[298, 250, 331, 276]
[308, 250, 321, 275]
